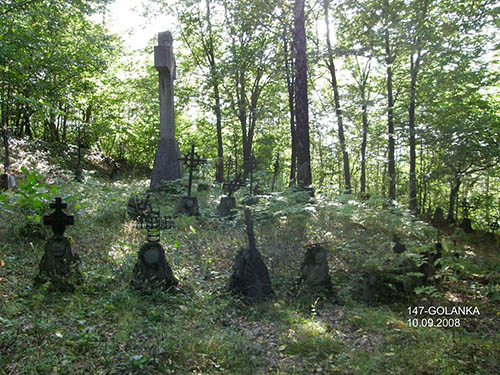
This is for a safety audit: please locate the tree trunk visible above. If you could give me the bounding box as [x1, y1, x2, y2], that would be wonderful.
[360, 86, 368, 194]
[284, 26, 297, 186]
[1, 84, 11, 174]
[447, 174, 461, 223]
[385, 29, 396, 201]
[293, 0, 312, 187]
[206, 0, 224, 183]
[324, 0, 351, 193]
[408, 52, 420, 213]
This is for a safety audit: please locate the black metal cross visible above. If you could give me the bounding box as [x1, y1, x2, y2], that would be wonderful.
[137, 208, 173, 243]
[43, 197, 74, 236]
[178, 144, 206, 197]
[223, 173, 244, 198]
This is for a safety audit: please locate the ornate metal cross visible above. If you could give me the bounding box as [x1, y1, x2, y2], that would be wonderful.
[223, 172, 244, 198]
[137, 208, 173, 243]
[43, 197, 74, 236]
[178, 144, 206, 197]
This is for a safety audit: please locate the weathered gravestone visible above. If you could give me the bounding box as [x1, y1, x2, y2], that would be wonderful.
[432, 207, 446, 228]
[132, 208, 177, 290]
[150, 31, 183, 190]
[35, 197, 82, 291]
[230, 209, 274, 303]
[177, 144, 206, 216]
[458, 199, 473, 233]
[297, 243, 332, 294]
[218, 173, 243, 217]
[392, 235, 406, 254]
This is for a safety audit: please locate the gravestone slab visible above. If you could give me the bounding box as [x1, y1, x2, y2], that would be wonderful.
[297, 243, 332, 294]
[432, 207, 446, 228]
[217, 196, 236, 217]
[229, 209, 273, 302]
[35, 197, 82, 291]
[392, 235, 406, 254]
[177, 196, 200, 216]
[459, 218, 473, 233]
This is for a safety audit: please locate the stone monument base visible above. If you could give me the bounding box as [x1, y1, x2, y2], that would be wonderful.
[35, 236, 83, 292]
[177, 196, 199, 216]
[217, 196, 236, 217]
[132, 242, 178, 290]
[150, 138, 183, 190]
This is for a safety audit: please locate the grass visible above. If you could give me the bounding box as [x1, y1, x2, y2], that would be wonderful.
[1, 144, 500, 374]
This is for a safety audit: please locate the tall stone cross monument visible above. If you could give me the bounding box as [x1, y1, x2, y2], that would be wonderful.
[150, 31, 183, 189]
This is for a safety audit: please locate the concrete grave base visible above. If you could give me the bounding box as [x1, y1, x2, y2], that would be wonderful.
[132, 242, 178, 290]
[35, 235, 83, 292]
[217, 196, 236, 217]
[177, 196, 199, 216]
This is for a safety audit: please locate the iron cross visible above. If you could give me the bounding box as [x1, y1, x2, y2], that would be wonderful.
[178, 144, 206, 197]
[223, 172, 244, 198]
[43, 197, 74, 236]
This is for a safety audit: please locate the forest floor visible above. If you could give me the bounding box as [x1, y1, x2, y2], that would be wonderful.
[1, 140, 499, 375]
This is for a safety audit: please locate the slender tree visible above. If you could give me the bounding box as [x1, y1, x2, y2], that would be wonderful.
[323, 0, 351, 193]
[293, 0, 312, 186]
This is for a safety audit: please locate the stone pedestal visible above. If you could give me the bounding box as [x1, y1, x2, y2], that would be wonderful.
[35, 235, 82, 292]
[297, 244, 332, 294]
[132, 242, 177, 290]
[217, 196, 236, 217]
[177, 196, 199, 216]
[230, 247, 273, 303]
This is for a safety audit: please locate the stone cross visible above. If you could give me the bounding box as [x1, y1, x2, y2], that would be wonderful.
[178, 144, 206, 197]
[43, 197, 74, 237]
[150, 31, 183, 189]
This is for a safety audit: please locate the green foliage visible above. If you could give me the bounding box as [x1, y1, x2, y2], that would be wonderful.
[15, 167, 59, 223]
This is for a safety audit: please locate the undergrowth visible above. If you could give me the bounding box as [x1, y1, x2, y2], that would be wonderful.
[1, 162, 499, 374]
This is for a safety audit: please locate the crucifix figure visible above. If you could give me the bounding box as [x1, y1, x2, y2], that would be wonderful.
[150, 31, 183, 189]
[178, 144, 206, 197]
[43, 197, 74, 237]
